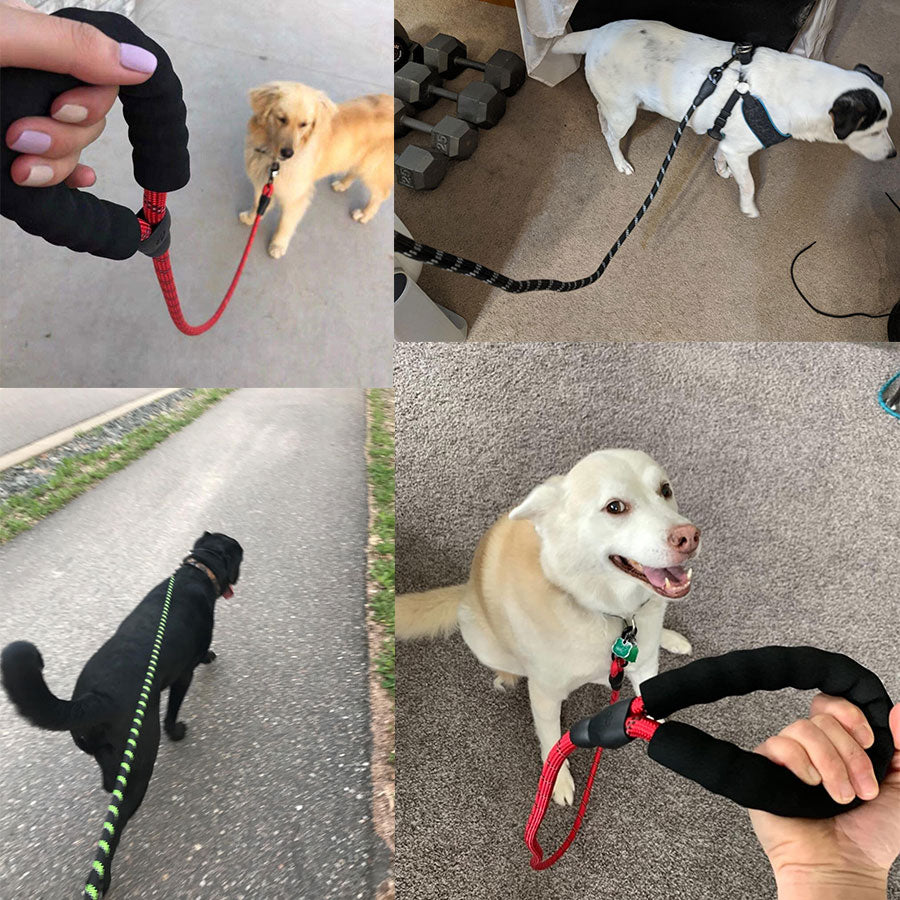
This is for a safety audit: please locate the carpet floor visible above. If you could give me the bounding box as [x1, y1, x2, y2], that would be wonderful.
[394, 1, 899, 341]
[394, 342, 900, 899]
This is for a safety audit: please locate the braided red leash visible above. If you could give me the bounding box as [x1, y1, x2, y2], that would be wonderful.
[137, 173, 276, 336]
[524, 659, 659, 870]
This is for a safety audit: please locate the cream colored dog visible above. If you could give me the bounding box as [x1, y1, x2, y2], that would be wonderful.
[397, 449, 701, 806]
[241, 81, 392, 259]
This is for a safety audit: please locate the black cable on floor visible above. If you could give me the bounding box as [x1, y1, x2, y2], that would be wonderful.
[790, 192, 898, 320]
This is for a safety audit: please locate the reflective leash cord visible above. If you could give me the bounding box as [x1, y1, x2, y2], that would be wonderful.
[82, 576, 174, 899]
[394, 51, 739, 294]
[136, 163, 279, 336]
[524, 626, 660, 870]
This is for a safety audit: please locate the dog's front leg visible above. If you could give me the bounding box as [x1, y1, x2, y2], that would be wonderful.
[269, 191, 313, 259]
[239, 185, 264, 226]
[527, 679, 574, 806]
[721, 148, 759, 218]
[164, 668, 195, 741]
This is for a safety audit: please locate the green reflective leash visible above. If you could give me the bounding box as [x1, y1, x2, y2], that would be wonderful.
[82, 575, 174, 900]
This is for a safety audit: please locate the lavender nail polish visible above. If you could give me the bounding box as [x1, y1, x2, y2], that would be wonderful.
[119, 42, 158, 74]
[10, 130, 52, 154]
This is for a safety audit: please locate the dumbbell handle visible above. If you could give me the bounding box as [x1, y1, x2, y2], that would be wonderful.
[399, 114, 435, 137]
[456, 56, 486, 73]
[427, 84, 459, 103]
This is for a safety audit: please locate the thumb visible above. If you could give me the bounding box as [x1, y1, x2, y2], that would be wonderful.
[0, 7, 157, 83]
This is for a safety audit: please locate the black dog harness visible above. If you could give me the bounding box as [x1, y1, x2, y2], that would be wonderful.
[707, 43, 791, 148]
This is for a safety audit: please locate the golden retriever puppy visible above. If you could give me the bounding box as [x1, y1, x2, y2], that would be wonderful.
[240, 81, 392, 259]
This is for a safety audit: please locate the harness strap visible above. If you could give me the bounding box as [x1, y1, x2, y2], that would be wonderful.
[136, 163, 279, 336]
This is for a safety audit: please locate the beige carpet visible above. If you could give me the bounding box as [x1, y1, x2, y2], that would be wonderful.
[394, 1, 900, 341]
[394, 341, 900, 899]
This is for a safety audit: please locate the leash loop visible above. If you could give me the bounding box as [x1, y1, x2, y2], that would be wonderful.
[137, 161, 280, 336]
[394, 52, 738, 294]
[82, 576, 175, 899]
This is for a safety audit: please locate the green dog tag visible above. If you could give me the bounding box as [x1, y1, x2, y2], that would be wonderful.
[612, 637, 639, 662]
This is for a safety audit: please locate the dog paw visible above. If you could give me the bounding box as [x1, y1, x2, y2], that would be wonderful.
[552, 761, 576, 806]
[351, 208, 370, 224]
[616, 160, 635, 176]
[492, 672, 519, 692]
[714, 157, 732, 179]
[165, 721, 187, 741]
[268, 241, 287, 259]
[202, 650, 217, 664]
[331, 179, 349, 192]
[238, 210, 256, 226]
[742, 204, 760, 219]
[660, 629, 692, 655]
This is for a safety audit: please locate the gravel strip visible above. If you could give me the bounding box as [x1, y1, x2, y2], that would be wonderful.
[0, 389, 196, 502]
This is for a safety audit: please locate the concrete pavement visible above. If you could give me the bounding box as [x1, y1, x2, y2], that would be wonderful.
[0, 0, 391, 387]
[0, 389, 385, 898]
[0, 389, 169, 458]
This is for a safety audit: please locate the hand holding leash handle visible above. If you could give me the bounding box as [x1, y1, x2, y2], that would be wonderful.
[0, 8, 190, 259]
[574, 646, 894, 819]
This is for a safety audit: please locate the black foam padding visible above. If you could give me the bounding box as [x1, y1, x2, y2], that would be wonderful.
[640, 646, 894, 818]
[0, 8, 189, 259]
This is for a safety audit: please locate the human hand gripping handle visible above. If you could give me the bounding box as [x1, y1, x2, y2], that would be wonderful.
[0, 7, 189, 259]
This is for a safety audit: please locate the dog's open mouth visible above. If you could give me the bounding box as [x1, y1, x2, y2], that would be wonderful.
[609, 555, 693, 599]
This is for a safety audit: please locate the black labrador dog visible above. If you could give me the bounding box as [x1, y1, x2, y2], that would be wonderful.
[1, 531, 243, 896]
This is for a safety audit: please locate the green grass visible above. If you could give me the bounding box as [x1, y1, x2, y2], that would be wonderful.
[0, 390, 232, 545]
[366, 388, 395, 695]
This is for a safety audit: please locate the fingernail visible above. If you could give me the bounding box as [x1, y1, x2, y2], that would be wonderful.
[119, 42, 157, 74]
[859, 776, 879, 800]
[53, 104, 89, 123]
[838, 787, 855, 804]
[21, 165, 53, 186]
[806, 767, 821, 785]
[855, 727, 874, 748]
[10, 130, 51, 154]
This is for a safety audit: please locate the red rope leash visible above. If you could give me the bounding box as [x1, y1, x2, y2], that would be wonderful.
[137, 168, 277, 336]
[524, 659, 659, 870]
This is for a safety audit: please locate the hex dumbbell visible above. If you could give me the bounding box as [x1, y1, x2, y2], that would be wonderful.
[395, 61, 506, 128]
[394, 20, 423, 72]
[395, 144, 447, 190]
[394, 98, 478, 160]
[424, 34, 526, 95]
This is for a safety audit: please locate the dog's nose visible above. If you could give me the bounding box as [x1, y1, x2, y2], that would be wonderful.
[280, 147, 294, 159]
[668, 524, 700, 554]
[888, 148, 897, 159]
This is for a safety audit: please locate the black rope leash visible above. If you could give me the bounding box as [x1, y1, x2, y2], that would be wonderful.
[394, 51, 739, 294]
[789, 193, 899, 321]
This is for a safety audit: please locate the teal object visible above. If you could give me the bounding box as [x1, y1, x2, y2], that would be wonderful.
[612, 637, 639, 663]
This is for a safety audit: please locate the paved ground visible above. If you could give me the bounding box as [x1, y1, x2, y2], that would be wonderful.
[0, 389, 386, 898]
[0, 389, 157, 456]
[0, 0, 391, 387]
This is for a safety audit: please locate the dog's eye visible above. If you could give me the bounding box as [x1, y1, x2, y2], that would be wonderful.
[605, 500, 629, 515]
[660, 482, 673, 499]
[277, 115, 288, 124]
[299, 121, 308, 128]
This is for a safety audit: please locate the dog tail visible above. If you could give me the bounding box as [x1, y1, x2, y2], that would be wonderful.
[396, 585, 465, 640]
[551, 30, 594, 57]
[1, 641, 111, 732]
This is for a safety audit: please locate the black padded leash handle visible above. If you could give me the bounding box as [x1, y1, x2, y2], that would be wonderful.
[0, 8, 190, 259]
[640, 646, 894, 818]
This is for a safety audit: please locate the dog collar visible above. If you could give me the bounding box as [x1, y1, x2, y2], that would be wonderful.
[183, 557, 224, 592]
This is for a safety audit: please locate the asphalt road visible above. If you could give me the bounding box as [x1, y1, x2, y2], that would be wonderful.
[0, 389, 384, 898]
[0, 389, 158, 457]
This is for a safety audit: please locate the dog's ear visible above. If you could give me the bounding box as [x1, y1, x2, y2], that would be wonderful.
[249, 83, 282, 120]
[829, 88, 880, 140]
[509, 475, 564, 524]
[854, 64, 884, 87]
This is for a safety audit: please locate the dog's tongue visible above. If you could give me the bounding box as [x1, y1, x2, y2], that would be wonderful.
[643, 565, 687, 588]
[223, 586, 234, 599]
